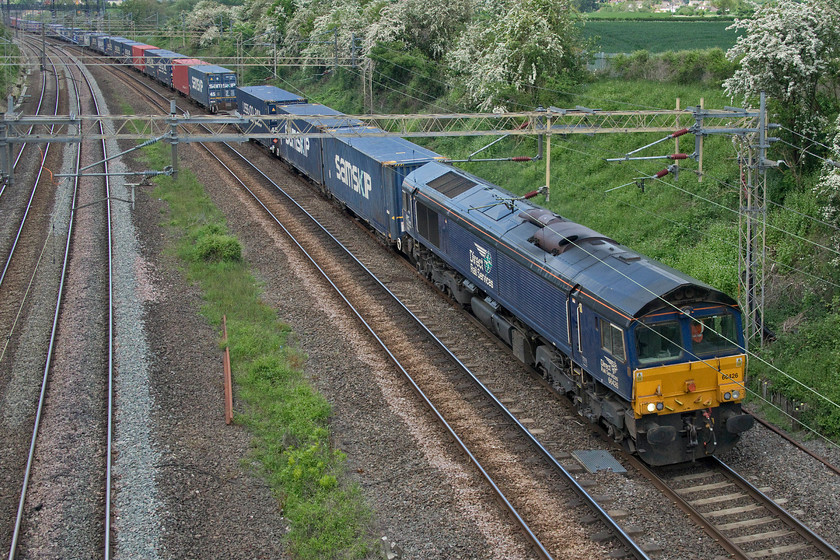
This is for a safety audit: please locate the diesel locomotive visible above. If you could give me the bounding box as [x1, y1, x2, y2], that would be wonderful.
[400, 163, 754, 465]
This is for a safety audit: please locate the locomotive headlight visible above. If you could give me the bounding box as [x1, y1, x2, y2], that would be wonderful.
[724, 392, 731, 400]
[732, 390, 740, 399]
[656, 402, 664, 411]
[646, 402, 657, 413]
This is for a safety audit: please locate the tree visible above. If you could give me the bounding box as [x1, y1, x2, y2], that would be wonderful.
[448, 0, 582, 111]
[365, 0, 473, 61]
[723, 0, 840, 162]
[815, 116, 840, 231]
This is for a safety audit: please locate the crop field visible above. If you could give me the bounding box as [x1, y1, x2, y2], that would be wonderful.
[581, 20, 740, 53]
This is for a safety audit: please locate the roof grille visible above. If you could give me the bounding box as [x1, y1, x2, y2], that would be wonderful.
[428, 171, 477, 198]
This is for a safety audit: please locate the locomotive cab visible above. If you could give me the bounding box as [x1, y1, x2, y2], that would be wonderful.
[627, 305, 754, 465]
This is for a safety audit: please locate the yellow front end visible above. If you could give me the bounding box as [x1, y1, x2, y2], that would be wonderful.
[632, 355, 746, 418]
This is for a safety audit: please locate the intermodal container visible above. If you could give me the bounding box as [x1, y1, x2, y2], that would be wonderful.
[272, 103, 362, 184]
[109, 38, 136, 60]
[172, 59, 206, 96]
[100, 36, 117, 55]
[87, 33, 106, 51]
[187, 65, 238, 112]
[144, 49, 187, 87]
[105, 36, 122, 56]
[235, 86, 306, 147]
[322, 128, 444, 240]
[131, 44, 158, 72]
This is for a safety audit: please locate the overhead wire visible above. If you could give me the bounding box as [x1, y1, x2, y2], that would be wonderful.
[549, 138, 840, 290]
[779, 124, 834, 152]
[776, 137, 840, 169]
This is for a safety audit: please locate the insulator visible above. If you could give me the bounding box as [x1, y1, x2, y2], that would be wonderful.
[671, 128, 690, 138]
[654, 168, 670, 178]
[523, 189, 540, 199]
[511, 156, 532, 162]
[668, 153, 688, 160]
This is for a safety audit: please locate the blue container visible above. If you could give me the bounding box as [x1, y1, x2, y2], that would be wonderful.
[143, 49, 186, 87]
[108, 37, 136, 60]
[187, 65, 238, 112]
[322, 128, 443, 240]
[272, 103, 363, 184]
[102, 36, 118, 55]
[235, 86, 306, 147]
[86, 32, 106, 50]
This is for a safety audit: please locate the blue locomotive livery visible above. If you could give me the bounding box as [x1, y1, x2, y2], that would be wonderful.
[11, 17, 754, 465]
[401, 162, 753, 465]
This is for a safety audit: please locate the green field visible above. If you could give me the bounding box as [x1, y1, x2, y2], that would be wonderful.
[581, 20, 740, 53]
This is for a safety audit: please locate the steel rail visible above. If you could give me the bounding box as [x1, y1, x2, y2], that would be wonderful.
[628, 452, 840, 560]
[197, 142, 554, 560]
[627, 454, 750, 560]
[61, 44, 117, 560]
[0, 38, 49, 200]
[43, 41, 117, 559]
[713, 457, 840, 559]
[0, 49, 60, 290]
[746, 410, 840, 477]
[7, 48, 80, 560]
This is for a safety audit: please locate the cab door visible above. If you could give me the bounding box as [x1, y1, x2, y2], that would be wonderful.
[568, 288, 585, 367]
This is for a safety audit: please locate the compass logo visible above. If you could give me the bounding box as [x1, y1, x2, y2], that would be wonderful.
[474, 243, 493, 274]
[469, 242, 494, 288]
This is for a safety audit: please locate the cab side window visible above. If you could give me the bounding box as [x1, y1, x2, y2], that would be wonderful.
[599, 318, 626, 362]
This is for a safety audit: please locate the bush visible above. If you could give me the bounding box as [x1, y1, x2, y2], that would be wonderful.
[190, 224, 242, 262]
[608, 48, 737, 85]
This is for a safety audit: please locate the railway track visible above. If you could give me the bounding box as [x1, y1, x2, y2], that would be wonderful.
[5, 41, 116, 559]
[631, 456, 840, 560]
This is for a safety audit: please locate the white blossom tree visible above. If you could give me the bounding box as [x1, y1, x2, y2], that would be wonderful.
[185, 1, 243, 47]
[447, 0, 581, 110]
[293, 0, 365, 65]
[723, 0, 840, 142]
[365, 0, 473, 61]
[815, 116, 840, 225]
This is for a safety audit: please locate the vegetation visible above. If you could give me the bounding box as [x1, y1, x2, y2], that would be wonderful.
[0, 26, 20, 99]
[140, 142, 375, 558]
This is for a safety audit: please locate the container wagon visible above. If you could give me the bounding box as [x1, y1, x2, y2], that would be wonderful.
[322, 127, 444, 241]
[172, 59, 206, 96]
[235, 86, 306, 145]
[131, 44, 158, 72]
[187, 64, 238, 112]
[271, 103, 362, 185]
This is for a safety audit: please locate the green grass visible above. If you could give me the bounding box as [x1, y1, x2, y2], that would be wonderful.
[581, 20, 739, 53]
[141, 142, 375, 559]
[1, 26, 21, 98]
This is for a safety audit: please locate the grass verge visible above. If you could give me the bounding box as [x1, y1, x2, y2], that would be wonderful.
[141, 142, 375, 559]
